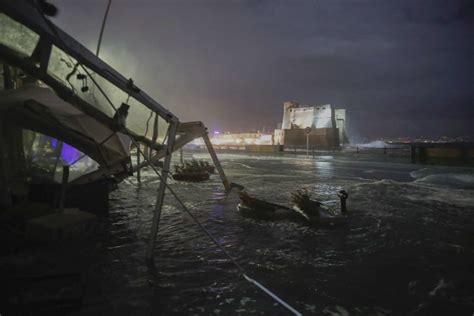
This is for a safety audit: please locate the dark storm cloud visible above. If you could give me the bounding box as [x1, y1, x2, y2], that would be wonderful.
[52, 0, 473, 139]
[402, 0, 474, 25]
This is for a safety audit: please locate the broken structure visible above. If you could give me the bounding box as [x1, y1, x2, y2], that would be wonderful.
[0, 0, 230, 258]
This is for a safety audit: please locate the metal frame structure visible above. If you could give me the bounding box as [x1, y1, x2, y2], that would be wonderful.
[0, 0, 231, 258]
[0, 4, 304, 313]
[76, 121, 230, 188]
[146, 122, 177, 258]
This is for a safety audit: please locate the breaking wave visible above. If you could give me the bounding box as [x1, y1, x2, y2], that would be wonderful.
[354, 140, 394, 148]
[410, 167, 474, 189]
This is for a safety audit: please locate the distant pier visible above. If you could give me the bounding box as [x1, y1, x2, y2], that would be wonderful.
[406, 142, 474, 166]
[192, 142, 474, 167]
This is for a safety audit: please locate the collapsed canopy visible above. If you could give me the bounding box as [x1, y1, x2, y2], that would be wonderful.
[0, 0, 185, 181]
[0, 84, 130, 166]
[0, 1, 176, 151]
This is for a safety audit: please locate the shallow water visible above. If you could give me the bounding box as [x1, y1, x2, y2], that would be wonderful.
[81, 153, 474, 315]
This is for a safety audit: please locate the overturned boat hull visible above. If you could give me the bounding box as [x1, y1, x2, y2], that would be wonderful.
[172, 172, 210, 182]
[237, 203, 346, 226]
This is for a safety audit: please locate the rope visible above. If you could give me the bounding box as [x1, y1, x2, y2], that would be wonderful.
[243, 274, 302, 316]
[143, 110, 154, 138]
[131, 140, 302, 316]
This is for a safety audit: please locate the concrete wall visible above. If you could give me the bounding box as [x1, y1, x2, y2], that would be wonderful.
[313, 104, 333, 129]
[282, 128, 339, 148]
[412, 144, 474, 166]
[335, 109, 347, 143]
[274, 128, 285, 145]
[286, 104, 333, 129]
[288, 107, 314, 128]
[279, 101, 346, 147]
[282, 101, 299, 129]
[245, 145, 283, 153]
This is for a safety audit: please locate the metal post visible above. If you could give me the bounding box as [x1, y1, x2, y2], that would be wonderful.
[306, 133, 309, 157]
[58, 165, 69, 212]
[150, 113, 159, 159]
[0, 118, 12, 208]
[202, 133, 230, 190]
[52, 141, 63, 179]
[147, 121, 178, 259]
[179, 147, 183, 165]
[136, 144, 141, 183]
[338, 190, 348, 215]
[340, 195, 347, 214]
[3, 64, 14, 89]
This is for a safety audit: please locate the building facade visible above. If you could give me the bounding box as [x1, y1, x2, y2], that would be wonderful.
[274, 101, 347, 148]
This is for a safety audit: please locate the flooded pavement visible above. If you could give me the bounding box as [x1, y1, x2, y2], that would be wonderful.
[80, 153, 474, 315]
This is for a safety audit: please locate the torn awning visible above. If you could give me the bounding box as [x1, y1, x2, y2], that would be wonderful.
[0, 84, 131, 166]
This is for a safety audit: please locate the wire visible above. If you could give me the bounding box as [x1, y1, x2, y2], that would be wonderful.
[34, 1, 118, 113]
[96, 0, 112, 57]
[131, 138, 302, 316]
[143, 110, 154, 138]
[244, 274, 302, 316]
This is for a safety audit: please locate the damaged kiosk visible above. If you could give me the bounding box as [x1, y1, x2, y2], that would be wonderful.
[0, 0, 231, 258]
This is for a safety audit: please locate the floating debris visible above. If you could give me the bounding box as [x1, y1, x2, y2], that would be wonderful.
[172, 159, 215, 182]
[172, 172, 210, 182]
[238, 191, 278, 213]
[291, 188, 323, 220]
[238, 188, 348, 226]
[175, 159, 215, 174]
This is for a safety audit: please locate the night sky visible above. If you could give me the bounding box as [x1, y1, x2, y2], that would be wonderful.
[52, 0, 474, 141]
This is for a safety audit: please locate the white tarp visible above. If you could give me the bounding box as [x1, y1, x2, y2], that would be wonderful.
[0, 84, 131, 165]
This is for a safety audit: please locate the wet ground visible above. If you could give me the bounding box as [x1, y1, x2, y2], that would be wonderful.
[2, 152, 473, 315]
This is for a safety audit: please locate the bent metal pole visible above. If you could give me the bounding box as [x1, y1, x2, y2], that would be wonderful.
[202, 133, 230, 190]
[147, 120, 178, 259]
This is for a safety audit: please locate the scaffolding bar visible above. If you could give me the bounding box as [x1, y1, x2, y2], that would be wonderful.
[202, 133, 230, 190]
[58, 165, 69, 212]
[136, 144, 141, 183]
[146, 121, 178, 259]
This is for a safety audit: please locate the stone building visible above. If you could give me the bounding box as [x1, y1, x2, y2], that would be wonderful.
[274, 101, 347, 148]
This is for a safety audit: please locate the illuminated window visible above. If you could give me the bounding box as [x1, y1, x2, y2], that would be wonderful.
[0, 13, 40, 57]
